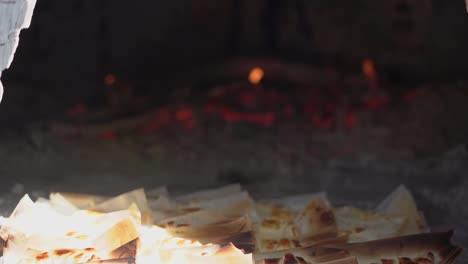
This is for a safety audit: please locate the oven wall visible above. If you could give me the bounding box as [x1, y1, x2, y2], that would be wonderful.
[4, 0, 468, 93]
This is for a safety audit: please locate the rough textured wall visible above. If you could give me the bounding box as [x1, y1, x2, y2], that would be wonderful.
[274, 0, 468, 80]
[7, 0, 235, 88]
[0, 0, 37, 101]
[106, 0, 235, 82]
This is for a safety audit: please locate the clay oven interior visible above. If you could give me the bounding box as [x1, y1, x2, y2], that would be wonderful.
[0, 0, 467, 258]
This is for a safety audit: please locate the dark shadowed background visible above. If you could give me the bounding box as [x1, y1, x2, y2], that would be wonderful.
[2, 0, 468, 125]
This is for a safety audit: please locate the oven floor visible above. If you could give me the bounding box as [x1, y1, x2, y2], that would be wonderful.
[0, 121, 466, 262]
[0, 82, 467, 262]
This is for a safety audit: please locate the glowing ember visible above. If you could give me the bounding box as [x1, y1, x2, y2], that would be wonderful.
[67, 103, 87, 118]
[362, 59, 378, 90]
[248, 67, 264, 85]
[362, 59, 377, 82]
[96, 130, 118, 141]
[219, 107, 241, 123]
[311, 114, 333, 129]
[175, 108, 193, 122]
[140, 110, 172, 134]
[104, 74, 116, 86]
[363, 96, 389, 111]
[243, 112, 275, 127]
[343, 111, 357, 129]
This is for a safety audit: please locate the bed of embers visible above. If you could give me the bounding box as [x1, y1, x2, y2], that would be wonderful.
[51, 58, 420, 139]
[0, 184, 462, 264]
[1, 57, 467, 263]
[39, 57, 468, 161]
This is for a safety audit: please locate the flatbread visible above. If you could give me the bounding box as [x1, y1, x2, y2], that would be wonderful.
[255, 246, 354, 264]
[252, 197, 338, 253]
[0, 195, 140, 264]
[376, 185, 430, 236]
[334, 206, 405, 242]
[0, 184, 462, 264]
[328, 231, 462, 264]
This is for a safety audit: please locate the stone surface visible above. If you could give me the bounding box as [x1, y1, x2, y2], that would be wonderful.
[0, 0, 36, 100]
[274, 0, 468, 80]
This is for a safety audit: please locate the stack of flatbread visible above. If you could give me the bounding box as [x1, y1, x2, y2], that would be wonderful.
[0, 184, 462, 264]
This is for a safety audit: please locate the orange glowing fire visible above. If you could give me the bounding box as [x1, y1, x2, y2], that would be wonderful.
[362, 59, 377, 82]
[362, 59, 379, 91]
[104, 74, 116, 86]
[248, 67, 264, 85]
